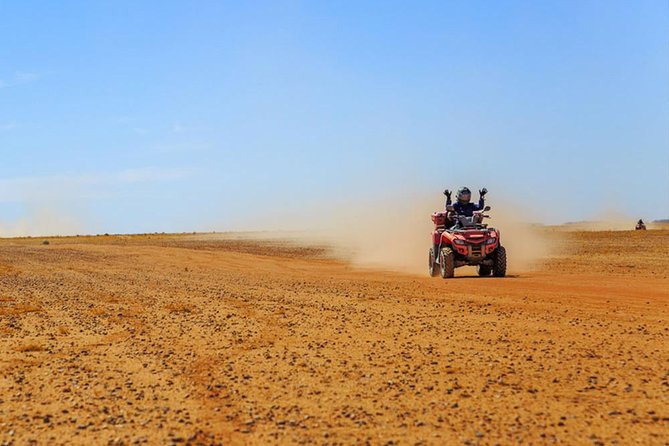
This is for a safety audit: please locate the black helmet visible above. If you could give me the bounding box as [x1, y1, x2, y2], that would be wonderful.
[457, 187, 471, 204]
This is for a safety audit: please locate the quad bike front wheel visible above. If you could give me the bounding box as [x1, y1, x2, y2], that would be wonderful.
[493, 246, 507, 277]
[428, 248, 438, 277]
[439, 247, 455, 279]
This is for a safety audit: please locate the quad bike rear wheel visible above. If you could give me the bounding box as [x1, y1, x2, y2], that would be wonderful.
[439, 247, 455, 279]
[478, 265, 492, 276]
[493, 246, 507, 277]
[428, 248, 438, 277]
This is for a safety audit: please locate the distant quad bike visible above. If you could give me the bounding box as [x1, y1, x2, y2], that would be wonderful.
[635, 220, 647, 230]
[429, 205, 506, 278]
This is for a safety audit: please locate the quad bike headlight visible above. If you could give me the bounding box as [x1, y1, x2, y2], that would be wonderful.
[453, 239, 466, 245]
[485, 237, 497, 245]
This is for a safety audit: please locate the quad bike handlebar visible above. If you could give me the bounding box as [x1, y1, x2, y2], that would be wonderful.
[445, 206, 492, 230]
[446, 205, 491, 212]
[446, 205, 491, 218]
[473, 207, 491, 219]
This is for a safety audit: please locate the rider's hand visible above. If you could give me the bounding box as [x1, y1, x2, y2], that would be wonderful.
[443, 189, 452, 198]
[479, 187, 488, 197]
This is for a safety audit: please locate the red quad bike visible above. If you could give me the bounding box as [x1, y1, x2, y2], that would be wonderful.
[429, 205, 507, 278]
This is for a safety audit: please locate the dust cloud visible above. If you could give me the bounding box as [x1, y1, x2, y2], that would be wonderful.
[1, 192, 555, 275]
[0, 207, 84, 238]
[489, 203, 555, 272]
[264, 193, 555, 276]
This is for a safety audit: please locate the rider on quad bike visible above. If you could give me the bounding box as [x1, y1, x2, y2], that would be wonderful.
[433, 187, 488, 255]
[443, 187, 488, 217]
[429, 186, 506, 279]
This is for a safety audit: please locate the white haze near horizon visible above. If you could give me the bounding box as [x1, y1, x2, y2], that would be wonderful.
[0, 161, 667, 238]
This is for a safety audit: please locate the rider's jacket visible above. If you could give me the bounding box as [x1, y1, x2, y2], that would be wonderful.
[445, 197, 485, 217]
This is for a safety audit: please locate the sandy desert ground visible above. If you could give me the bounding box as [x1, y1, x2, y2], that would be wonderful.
[0, 229, 667, 445]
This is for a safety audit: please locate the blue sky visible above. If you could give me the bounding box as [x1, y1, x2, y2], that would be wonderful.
[1, 1, 667, 234]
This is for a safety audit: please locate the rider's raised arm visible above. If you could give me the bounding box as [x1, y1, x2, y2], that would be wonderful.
[475, 187, 488, 210]
[476, 196, 485, 210]
[443, 189, 453, 208]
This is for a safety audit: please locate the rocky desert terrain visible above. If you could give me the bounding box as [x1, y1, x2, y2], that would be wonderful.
[0, 229, 667, 445]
